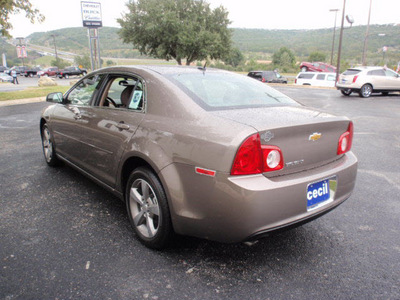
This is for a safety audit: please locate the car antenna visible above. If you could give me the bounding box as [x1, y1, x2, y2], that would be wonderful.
[198, 62, 207, 74]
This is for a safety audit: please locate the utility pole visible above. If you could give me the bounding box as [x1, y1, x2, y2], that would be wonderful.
[335, 0, 347, 83]
[51, 34, 58, 60]
[362, 0, 373, 66]
[329, 9, 339, 65]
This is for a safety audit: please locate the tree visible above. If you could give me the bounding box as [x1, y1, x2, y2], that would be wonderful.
[106, 59, 116, 66]
[51, 58, 68, 69]
[117, 0, 232, 65]
[223, 47, 244, 67]
[272, 47, 296, 71]
[74, 54, 91, 70]
[0, 0, 44, 37]
[309, 51, 326, 62]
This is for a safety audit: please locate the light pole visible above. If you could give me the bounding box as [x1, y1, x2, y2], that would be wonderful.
[362, 0, 373, 66]
[329, 9, 339, 65]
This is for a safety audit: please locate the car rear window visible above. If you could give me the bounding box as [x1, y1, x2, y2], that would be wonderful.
[167, 72, 298, 110]
[343, 69, 361, 75]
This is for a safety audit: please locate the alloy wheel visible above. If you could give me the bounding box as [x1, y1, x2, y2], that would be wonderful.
[42, 127, 53, 163]
[129, 179, 160, 238]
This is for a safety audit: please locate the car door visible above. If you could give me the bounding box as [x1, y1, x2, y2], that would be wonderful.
[384, 69, 400, 90]
[77, 74, 146, 188]
[50, 74, 104, 165]
[368, 69, 386, 89]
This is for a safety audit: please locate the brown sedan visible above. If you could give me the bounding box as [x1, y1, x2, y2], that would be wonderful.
[40, 66, 358, 249]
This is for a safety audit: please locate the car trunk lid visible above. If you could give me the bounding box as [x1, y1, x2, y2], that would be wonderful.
[212, 106, 351, 176]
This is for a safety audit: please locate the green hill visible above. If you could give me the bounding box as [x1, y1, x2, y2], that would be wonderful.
[21, 24, 400, 66]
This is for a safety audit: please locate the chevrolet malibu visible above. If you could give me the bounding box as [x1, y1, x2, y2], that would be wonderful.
[40, 66, 358, 249]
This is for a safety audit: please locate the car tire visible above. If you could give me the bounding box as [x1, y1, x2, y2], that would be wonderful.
[44, 74, 49, 77]
[41, 124, 60, 167]
[301, 67, 308, 72]
[29, 73, 34, 78]
[82, 71, 87, 76]
[341, 89, 352, 96]
[126, 167, 173, 249]
[359, 84, 373, 98]
[65, 74, 69, 79]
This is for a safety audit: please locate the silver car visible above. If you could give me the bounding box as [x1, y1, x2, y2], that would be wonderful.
[41, 66, 358, 249]
[337, 66, 400, 98]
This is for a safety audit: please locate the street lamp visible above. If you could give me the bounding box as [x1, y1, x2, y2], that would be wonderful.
[329, 9, 340, 65]
[335, 0, 354, 83]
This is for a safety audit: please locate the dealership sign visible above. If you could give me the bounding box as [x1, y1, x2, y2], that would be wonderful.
[16, 45, 27, 58]
[81, 1, 102, 28]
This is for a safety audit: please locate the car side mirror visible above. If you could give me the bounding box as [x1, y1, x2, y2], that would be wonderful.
[46, 92, 64, 103]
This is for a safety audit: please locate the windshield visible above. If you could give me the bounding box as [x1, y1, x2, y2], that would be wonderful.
[166, 72, 298, 110]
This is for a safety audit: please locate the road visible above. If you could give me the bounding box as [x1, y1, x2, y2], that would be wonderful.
[0, 75, 78, 92]
[1, 87, 399, 299]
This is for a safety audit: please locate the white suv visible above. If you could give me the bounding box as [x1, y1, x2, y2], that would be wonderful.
[337, 66, 400, 98]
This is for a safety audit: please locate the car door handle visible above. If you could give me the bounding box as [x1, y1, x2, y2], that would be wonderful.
[116, 122, 130, 130]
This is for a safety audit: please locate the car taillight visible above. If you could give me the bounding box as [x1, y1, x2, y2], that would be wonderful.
[262, 145, 284, 172]
[295, 78, 297, 84]
[352, 75, 358, 83]
[337, 121, 354, 155]
[231, 133, 284, 175]
[262, 77, 266, 82]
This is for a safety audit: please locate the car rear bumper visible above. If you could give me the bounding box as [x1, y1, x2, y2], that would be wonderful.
[160, 152, 358, 243]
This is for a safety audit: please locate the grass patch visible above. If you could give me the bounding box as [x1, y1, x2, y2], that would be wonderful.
[0, 86, 70, 101]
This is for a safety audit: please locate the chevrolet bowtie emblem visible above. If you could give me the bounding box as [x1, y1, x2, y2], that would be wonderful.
[309, 132, 322, 141]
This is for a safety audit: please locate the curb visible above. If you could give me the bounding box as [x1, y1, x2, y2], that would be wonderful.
[0, 97, 46, 107]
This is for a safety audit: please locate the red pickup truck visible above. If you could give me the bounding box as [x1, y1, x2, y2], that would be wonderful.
[37, 67, 59, 77]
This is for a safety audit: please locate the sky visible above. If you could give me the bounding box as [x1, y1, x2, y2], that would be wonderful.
[8, 0, 400, 38]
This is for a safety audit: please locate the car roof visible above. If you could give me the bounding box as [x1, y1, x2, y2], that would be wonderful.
[346, 66, 383, 71]
[93, 65, 232, 76]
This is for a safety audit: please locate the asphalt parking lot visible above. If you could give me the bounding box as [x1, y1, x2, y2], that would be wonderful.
[0, 86, 399, 299]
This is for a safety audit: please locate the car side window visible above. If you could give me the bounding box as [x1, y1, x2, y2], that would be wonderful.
[66, 75, 103, 106]
[316, 74, 325, 80]
[299, 73, 314, 79]
[384, 69, 398, 78]
[99, 76, 144, 111]
[368, 70, 385, 76]
[327, 75, 336, 81]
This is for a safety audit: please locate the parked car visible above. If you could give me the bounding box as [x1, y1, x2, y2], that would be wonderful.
[300, 62, 336, 73]
[41, 66, 357, 249]
[0, 72, 13, 82]
[0, 66, 9, 73]
[295, 72, 336, 87]
[5, 66, 29, 75]
[57, 66, 87, 79]
[336, 66, 400, 97]
[247, 70, 288, 84]
[38, 67, 59, 77]
[22, 67, 42, 77]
